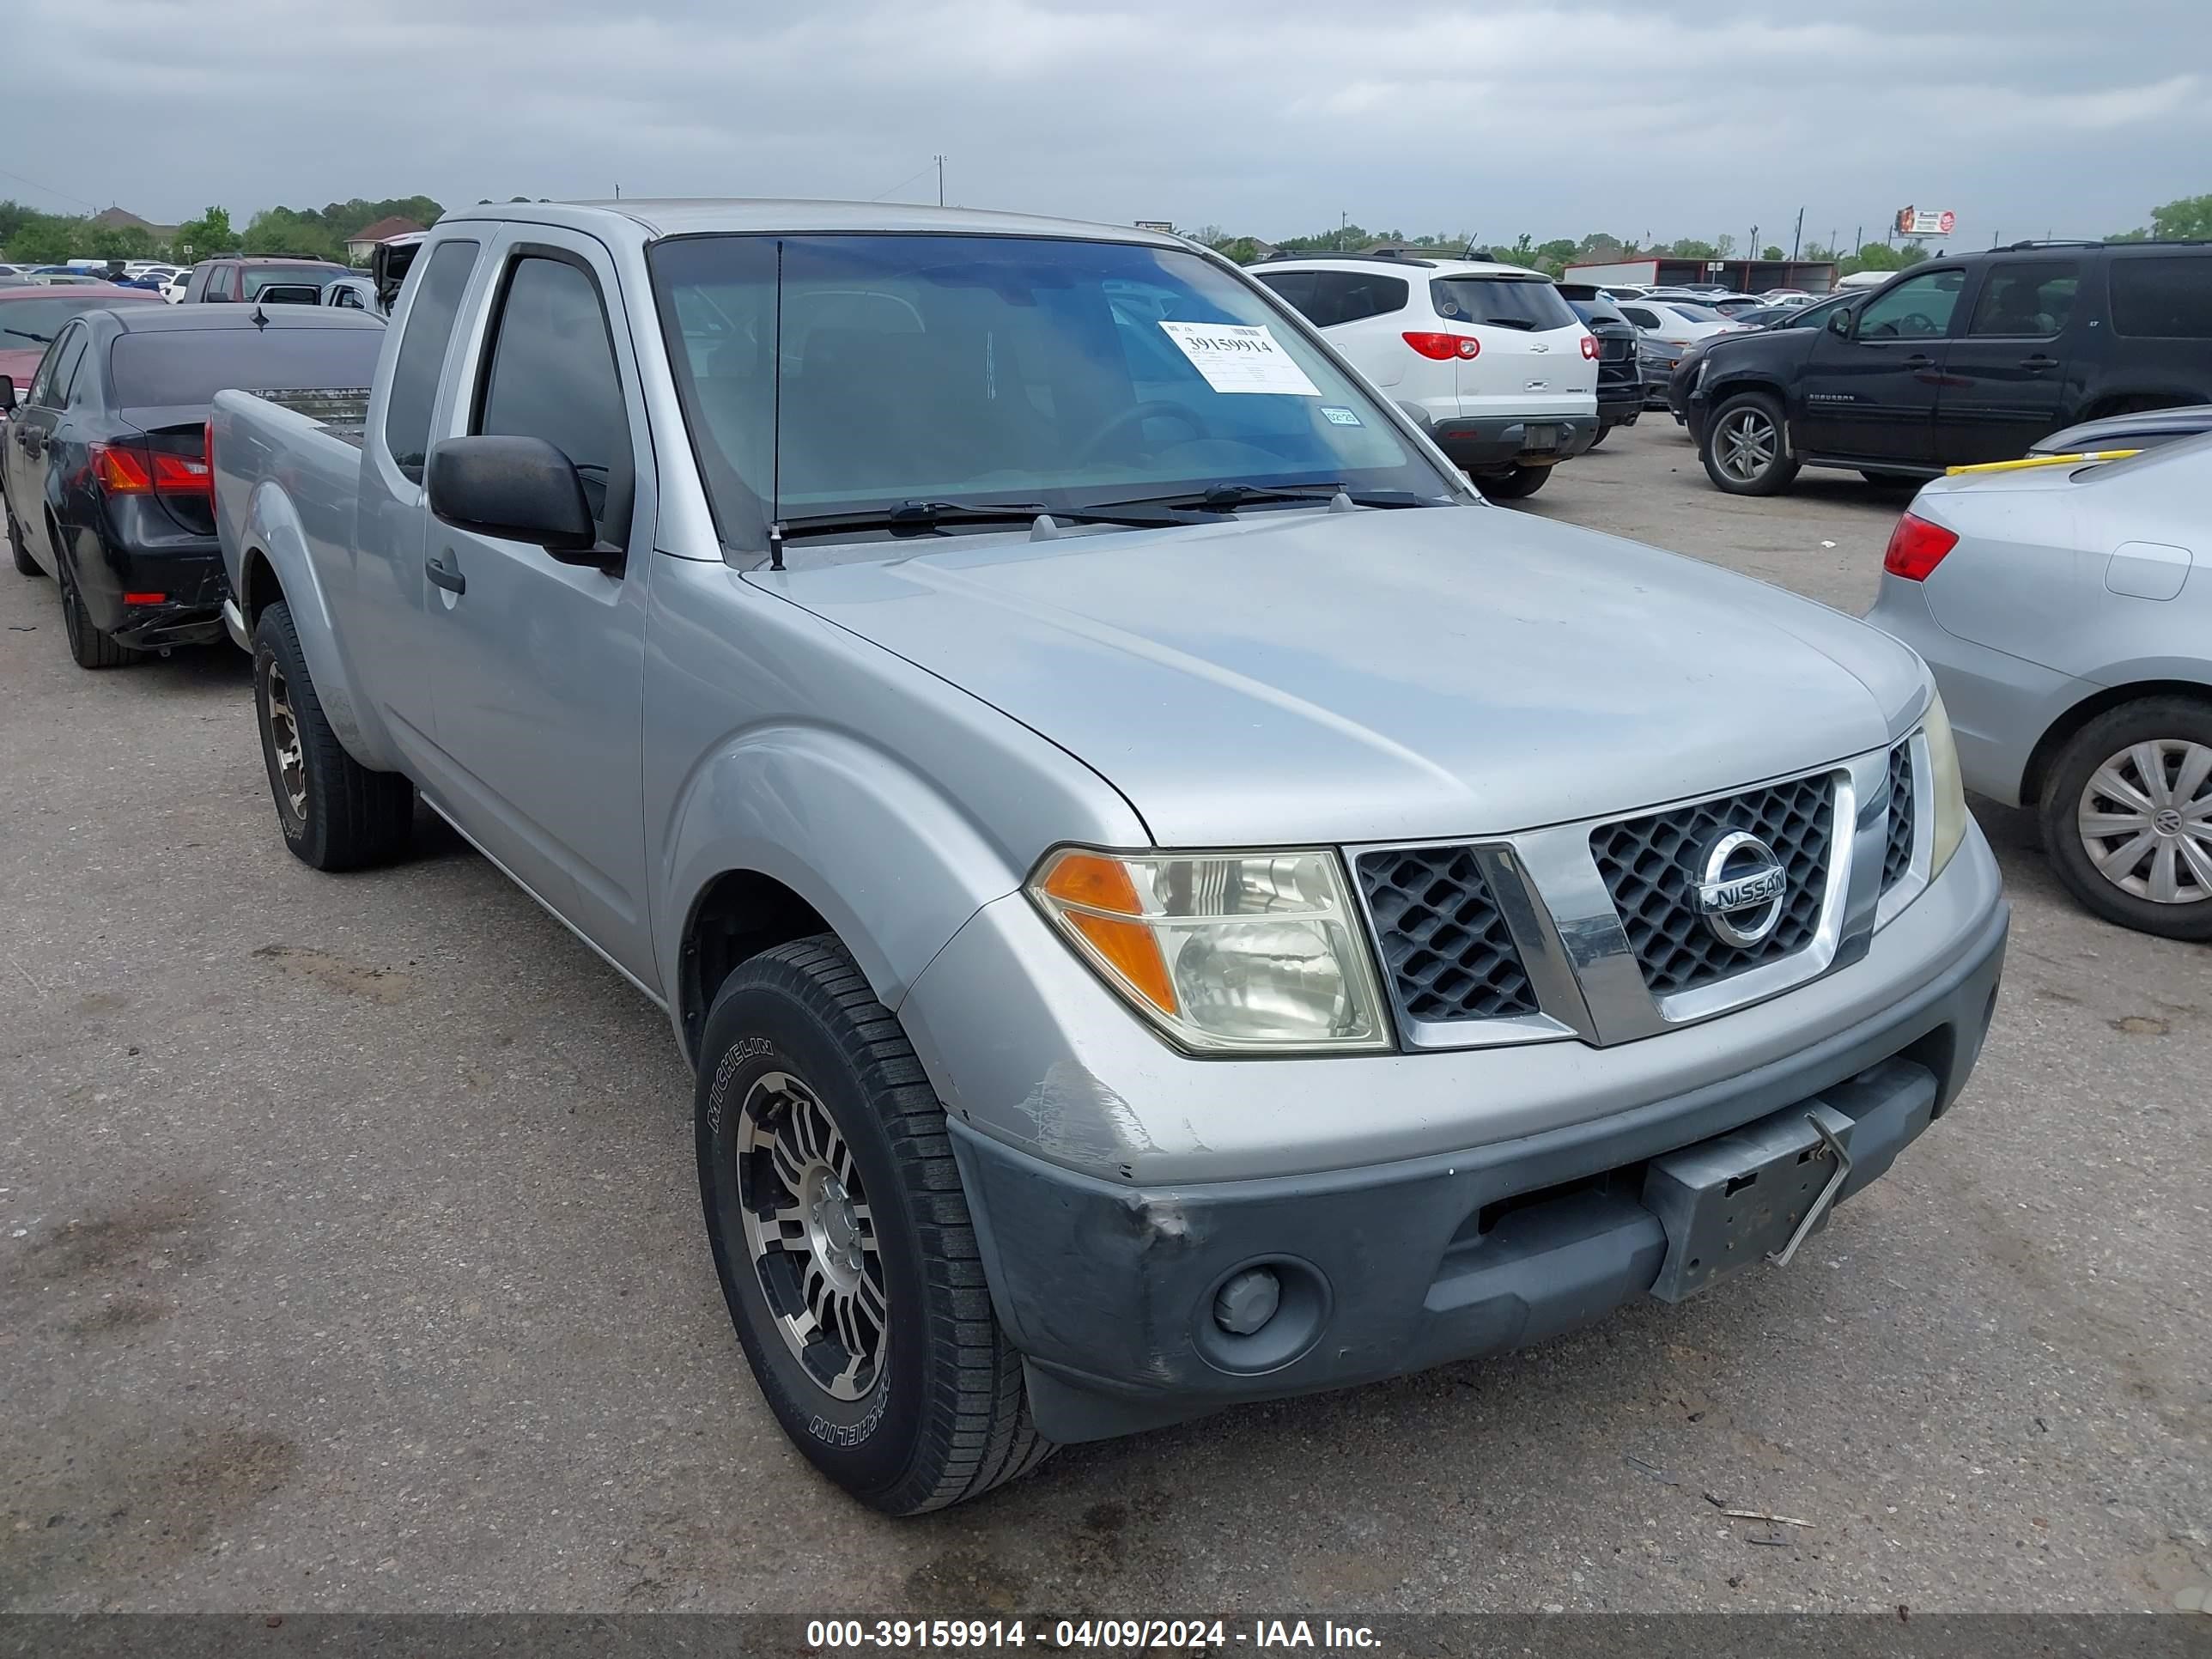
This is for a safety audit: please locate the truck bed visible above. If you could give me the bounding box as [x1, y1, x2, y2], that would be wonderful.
[246, 386, 373, 448]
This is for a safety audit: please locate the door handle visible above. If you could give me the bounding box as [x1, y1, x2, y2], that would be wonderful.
[425, 555, 465, 595]
[1901, 353, 1934, 368]
[2020, 354, 2059, 371]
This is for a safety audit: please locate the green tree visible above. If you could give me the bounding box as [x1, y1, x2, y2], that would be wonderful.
[1841, 240, 1907, 276]
[1668, 237, 1717, 260]
[6, 215, 83, 264]
[2149, 194, 2212, 240]
[1213, 237, 1265, 264]
[1899, 243, 1929, 266]
[173, 205, 234, 258]
[1761, 244, 1784, 261]
[242, 207, 341, 260]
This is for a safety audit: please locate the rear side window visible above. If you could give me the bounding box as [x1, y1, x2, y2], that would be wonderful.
[208, 265, 239, 301]
[382, 239, 481, 481]
[33, 325, 87, 406]
[1966, 261, 2079, 337]
[1252, 270, 1406, 328]
[1431, 276, 1577, 332]
[109, 327, 384, 407]
[2109, 255, 2212, 339]
[472, 253, 634, 546]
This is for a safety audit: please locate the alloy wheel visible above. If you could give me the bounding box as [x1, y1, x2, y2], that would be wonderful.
[735, 1069, 887, 1401]
[2077, 738, 2212, 905]
[1715, 407, 1778, 482]
[263, 658, 310, 824]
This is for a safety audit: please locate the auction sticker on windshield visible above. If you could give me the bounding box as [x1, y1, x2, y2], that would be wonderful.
[1158, 321, 1321, 396]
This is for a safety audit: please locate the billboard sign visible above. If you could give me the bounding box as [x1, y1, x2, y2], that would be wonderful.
[1895, 207, 1956, 237]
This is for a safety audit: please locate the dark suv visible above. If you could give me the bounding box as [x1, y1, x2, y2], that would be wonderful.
[1685, 240, 2212, 494]
[1557, 284, 1641, 445]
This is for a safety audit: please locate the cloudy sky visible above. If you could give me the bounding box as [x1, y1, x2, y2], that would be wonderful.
[8, 0, 2208, 248]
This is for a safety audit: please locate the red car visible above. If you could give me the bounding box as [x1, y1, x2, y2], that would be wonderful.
[0, 283, 166, 411]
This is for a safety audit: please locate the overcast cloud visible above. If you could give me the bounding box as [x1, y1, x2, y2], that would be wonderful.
[8, 0, 2209, 247]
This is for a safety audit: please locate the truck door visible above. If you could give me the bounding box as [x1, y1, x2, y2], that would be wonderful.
[418, 227, 659, 989]
[1931, 258, 2083, 465]
[1793, 266, 1967, 465]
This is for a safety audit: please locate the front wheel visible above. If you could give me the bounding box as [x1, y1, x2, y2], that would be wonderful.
[2039, 698, 2212, 940]
[252, 600, 414, 870]
[1700, 392, 1800, 495]
[696, 935, 1052, 1514]
[1476, 464, 1552, 500]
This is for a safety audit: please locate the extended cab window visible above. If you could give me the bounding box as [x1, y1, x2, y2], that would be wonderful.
[1966, 262, 2079, 337]
[2109, 254, 2212, 339]
[382, 239, 480, 482]
[473, 253, 634, 545]
[1855, 269, 1966, 340]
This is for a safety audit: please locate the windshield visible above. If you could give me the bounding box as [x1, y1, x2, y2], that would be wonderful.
[0, 292, 154, 345]
[243, 265, 348, 298]
[1429, 275, 1577, 332]
[650, 234, 1453, 547]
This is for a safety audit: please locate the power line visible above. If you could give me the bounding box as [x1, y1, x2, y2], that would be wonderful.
[870, 160, 940, 204]
[0, 164, 102, 213]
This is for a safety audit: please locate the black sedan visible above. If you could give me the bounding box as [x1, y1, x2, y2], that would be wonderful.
[2, 305, 384, 667]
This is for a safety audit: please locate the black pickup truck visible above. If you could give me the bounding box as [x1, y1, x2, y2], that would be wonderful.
[1685, 240, 2212, 494]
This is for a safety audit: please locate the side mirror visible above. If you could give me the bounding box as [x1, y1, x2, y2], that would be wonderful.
[1827, 307, 1853, 337]
[0, 375, 15, 414]
[427, 434, 601, 560]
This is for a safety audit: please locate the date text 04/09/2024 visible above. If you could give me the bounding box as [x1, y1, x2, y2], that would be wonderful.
[804, 1621, 1381, 1650]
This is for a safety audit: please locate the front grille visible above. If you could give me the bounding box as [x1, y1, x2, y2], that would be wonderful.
[1882, 742, 1916, 890]
[1590, 774, 1836, 997]
[1356, 846, 1538, 1024]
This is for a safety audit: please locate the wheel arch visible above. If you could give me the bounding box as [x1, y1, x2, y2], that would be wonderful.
[2021, 675, 2212, 806]
[659, 724, 1048, 1068]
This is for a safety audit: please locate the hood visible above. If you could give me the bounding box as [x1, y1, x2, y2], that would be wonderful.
[753, 505, 1925, 848]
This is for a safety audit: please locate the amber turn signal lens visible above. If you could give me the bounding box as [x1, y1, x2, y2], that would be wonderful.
[1066, 911, 1179, 1016]
[1039, 850, 1143, 916]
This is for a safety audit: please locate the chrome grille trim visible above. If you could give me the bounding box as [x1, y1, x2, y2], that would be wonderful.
[1350, 749, 1894, 1050]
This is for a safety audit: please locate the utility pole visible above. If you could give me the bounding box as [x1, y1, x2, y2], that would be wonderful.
[935, 155, 945, 207]
[1790, 206, 1803, 261]
[1340, 210, 1348, 251]
[614, 183, 621, 200]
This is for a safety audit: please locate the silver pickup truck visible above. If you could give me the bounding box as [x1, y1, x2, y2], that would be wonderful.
[213, 200, 2008, 1515]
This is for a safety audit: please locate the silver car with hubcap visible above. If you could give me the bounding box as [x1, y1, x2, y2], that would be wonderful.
[1868, 434, 2212, 939]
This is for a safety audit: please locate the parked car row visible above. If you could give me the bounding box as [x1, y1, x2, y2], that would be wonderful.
[8, 200, 2013, 1516]
[1681, 239, 2212, 494]
[2, 295, 385, 664]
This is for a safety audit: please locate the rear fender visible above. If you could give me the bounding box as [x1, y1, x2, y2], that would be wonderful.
[236, 479, 398, 771]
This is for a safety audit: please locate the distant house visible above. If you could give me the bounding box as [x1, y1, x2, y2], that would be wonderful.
[88, 206, 181, 246]
[344, 216, 427, 262]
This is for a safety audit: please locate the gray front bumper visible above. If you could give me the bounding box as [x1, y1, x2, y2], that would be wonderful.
[942, 897, 2006, 1443]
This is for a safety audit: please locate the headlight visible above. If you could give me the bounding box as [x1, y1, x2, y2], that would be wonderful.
[1029, 848, 1390, 1054]
[1923, 689, 1969, 875]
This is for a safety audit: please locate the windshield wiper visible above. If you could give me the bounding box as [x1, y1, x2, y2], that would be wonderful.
[775, 497, 1202, 542]
[3, 327, 53, 343]
[1102, 482, 1439, 513]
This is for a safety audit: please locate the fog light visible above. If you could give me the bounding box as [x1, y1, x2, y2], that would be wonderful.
[1213, 1267, 1281, 1335]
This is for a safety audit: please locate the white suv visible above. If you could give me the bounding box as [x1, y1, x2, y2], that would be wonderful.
[1251, 254, 1598, 497]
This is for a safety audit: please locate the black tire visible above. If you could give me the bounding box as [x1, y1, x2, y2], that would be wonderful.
[7, 506, 39, 577]
[56, 536, 135, 669]
[252, 600, 413, 871]
[696, 935, 1052, 1515]
[1700, 391, 1800, 495]
[1477, 464, 1552, 500]
[1859, 470, 1918, 491]
[2039, 696, 2212, 941]
[1585, 424, 1610, 450]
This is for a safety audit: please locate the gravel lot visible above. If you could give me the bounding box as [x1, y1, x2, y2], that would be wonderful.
[3, 418, 2207, 1614]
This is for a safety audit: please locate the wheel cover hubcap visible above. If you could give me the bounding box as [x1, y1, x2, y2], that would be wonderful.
[264, 660, 309, 823]
[735, 1070, 886, 1401]
[1718, 410, 1776, 479]
[2077, 738, 2212, 905]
